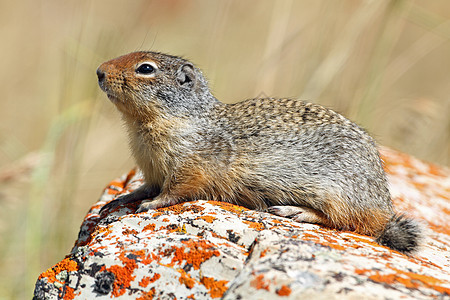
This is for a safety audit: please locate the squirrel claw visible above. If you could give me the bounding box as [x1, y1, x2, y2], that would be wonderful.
[99, 199, 122, 214]
[268, 206, 300, 217]
[268, 205, 328, 225]
[136, 200, 157, 213]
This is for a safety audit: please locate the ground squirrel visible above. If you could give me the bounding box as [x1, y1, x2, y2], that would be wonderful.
[96, 51, 421, 254]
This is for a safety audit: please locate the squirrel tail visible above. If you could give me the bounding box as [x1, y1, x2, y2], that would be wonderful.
[375, 214, 422, 254]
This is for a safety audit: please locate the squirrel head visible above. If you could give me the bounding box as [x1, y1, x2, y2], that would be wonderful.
[97, 51, 217, 120]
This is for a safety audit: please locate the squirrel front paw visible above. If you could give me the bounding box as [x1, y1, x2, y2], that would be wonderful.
[136, 196, 182, 213]
[135, 200, 159, 213]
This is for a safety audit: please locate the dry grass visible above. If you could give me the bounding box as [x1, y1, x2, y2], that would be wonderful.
[0, 0, 449, 298]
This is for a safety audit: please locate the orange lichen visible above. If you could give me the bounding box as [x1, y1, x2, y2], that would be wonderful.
[149, 273, 161, 283]
[162, 224, 186, 234]
[209, 231, 224, 239]
[428, 164, 446, 177]
[412, 182, 427, 190]
[354, 268, 371, 275]
[160, 203, 205, 214]
[243, 220, 265, 230]
[302, 229, 385, 252]
[381, 150, 415, 172]
[106, 182, 125, 195]
[179, 271, 196, 289]
[324, 242, 346, 251]
[103, 252, 138, 297]
[199, 215, 216, 223]
[151, 252, 160, 261]
[380, 268, 449, 295]
[200, 276, 228, 298]
[39, 258, 78, 283]
[260, 248, 269, 258]
[152, 211, 164, 217]
[207, 201, 247, 214]
[136, 287, 155, 300]
[428, 223, 450, 236]
[250, 274, 270, 291]
[165, 239, 220, 270]
[105, 169, 137, 195]
[130, 249, 146, 257]
[302, 232, 320, 240]
[139, 277, 151, 287]
[409, 256, 442, 270]
[345, 235, 379, 247]
[139, 273, 161, 288]
[63, 286, 76, 300]
[137, 251, 159, 265]
[95, 226, 112, 236]
[356, 267, 449, 295]
[122, 228, 139, 235]
[277, 285, 292, 296]
[371, 273, 420, 289]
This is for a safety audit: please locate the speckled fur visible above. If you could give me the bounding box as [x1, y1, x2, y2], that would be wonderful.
[96, 51, 421, 254]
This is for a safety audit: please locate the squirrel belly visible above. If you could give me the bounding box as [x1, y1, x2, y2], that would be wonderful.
[96, 51, 422, 254]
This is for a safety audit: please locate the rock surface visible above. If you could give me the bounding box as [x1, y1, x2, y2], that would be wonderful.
[34, 147, 450, 299]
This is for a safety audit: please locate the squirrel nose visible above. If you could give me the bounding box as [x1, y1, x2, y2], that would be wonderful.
[96, 68, 105, 82]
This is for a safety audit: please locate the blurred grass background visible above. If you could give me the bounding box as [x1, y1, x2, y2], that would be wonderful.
[0, 0, 449, 298]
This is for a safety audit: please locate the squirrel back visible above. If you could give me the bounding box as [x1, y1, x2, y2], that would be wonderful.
[97, 51, 422, 254]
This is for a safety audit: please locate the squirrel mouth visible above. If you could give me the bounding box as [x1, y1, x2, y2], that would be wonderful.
[106, 94, 120, 103]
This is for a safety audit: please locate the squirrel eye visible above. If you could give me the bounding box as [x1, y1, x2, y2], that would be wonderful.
[136, 63, 155, 74]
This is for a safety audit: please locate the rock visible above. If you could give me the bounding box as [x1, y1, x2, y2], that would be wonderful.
[33, 147, 450, 299]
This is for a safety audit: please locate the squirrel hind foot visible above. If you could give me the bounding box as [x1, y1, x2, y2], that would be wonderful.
[268, 205, 329, 226]
[375, 213, 422, 254]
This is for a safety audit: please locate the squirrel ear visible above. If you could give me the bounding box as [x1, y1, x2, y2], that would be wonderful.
[176, 64, 196, 89]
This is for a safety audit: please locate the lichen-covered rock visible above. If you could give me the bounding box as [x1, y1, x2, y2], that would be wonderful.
[34, 147, 450, 299]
